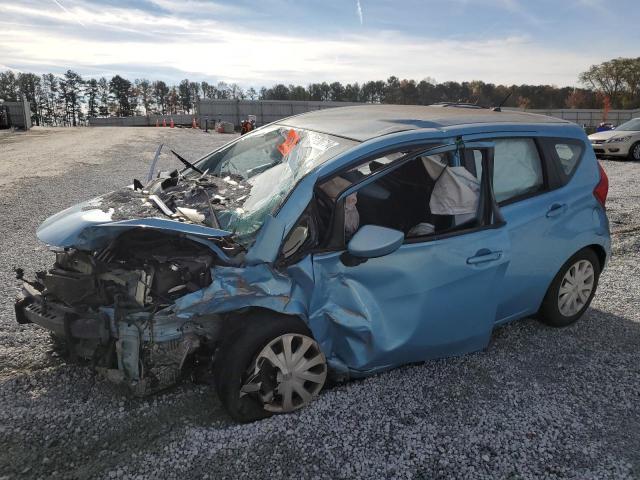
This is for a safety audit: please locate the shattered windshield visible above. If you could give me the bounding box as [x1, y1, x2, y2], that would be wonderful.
[191, 125, 355, 241]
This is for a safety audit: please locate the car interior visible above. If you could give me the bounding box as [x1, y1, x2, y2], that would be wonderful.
[316, 148, 486, 246]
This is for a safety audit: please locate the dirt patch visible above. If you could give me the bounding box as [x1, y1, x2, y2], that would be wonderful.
[0, 127, 235, 188]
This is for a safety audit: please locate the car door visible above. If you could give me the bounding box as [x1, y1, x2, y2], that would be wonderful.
[484, 137, 572, 324]
[306, 143, 511, 374]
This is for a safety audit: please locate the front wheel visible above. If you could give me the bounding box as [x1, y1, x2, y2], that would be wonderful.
[628, 142, 640, 161]
[214, 312, 327, 423]
[538, 248, 601, 327]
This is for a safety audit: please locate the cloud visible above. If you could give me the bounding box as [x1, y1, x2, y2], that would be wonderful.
[356, 0, 363, 25]
[0, 0, 633, 87]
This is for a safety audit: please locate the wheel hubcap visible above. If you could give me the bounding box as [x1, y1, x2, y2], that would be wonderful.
[633, 144, 640, 160]
[241, 333, 327, 413]
[558, 259, 595, 317]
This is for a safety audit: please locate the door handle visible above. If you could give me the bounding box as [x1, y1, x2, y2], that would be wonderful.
[546, 203, 567, 218]
[467, 250, 502, 265]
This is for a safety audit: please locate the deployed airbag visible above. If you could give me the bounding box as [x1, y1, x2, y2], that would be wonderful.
[492, 138, 543, 203]
[421, 155, 480, 215]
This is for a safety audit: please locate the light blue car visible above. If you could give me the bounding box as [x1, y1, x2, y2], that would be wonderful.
[16, 105, 611, 422]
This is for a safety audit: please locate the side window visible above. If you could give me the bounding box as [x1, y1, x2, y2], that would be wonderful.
[539, 138, 584, 187]
[493, 138, 544, 204]
[319, 148, 487, 245]
[464, 149, 483, 181]
[555, 143, 581, 174]
[348, 152, 406, 177]
[314, 151, 420, 250]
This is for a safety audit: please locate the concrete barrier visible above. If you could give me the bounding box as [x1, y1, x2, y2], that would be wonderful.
[198, 100, 640, 130]
[88, 114, 195, 127]
[197, 100, 361, 129]
[87, 102, 640, 131]
[505, 107, 640, 128]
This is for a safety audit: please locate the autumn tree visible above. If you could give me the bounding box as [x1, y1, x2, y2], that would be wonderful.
[580, 58, 628, 108]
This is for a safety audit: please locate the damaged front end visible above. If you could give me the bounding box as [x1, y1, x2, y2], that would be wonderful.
[16, 126, 352, 401]
[14, 167, 257, 395]
[15, 230, 231, 395]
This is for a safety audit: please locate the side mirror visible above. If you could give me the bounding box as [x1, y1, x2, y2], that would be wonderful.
[342, 225, 404, 266]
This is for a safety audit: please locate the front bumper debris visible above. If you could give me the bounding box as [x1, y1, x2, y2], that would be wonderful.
[16, 284, 110, 341]
[16, 280, 219, 396]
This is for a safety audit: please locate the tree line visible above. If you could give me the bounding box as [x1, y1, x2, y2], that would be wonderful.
[0, 71, 252, 126]
[0, 57, 638, 126]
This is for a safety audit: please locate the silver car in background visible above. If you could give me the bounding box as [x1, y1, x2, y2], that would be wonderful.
[588, 117, 640, 160]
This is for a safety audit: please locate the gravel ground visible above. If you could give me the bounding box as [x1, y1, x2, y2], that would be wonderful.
[0, 127, 638, 480]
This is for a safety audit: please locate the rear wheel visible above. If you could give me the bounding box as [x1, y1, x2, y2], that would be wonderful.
[538, 249, 600, 327]
[628, 142, 640, 161]
[214, 312, 327, 423]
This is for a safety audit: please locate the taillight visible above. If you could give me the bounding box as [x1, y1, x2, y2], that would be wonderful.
[593, 162, 609, 208]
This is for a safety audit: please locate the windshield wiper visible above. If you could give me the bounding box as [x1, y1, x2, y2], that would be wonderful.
[170, 149, 204, 175]
[202, 189, 221, 229]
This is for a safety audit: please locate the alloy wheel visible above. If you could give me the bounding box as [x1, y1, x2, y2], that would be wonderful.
[633, 143, 640, 161]
[557, 259, 595, 317]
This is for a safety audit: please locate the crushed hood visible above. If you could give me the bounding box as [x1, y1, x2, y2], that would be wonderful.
[35, 173, 252, 250]
[37, 197, 232, 250]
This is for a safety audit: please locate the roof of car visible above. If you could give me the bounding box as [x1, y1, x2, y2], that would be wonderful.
[277, 104, 570, 142]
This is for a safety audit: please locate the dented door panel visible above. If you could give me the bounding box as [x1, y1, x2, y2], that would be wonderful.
[308, 228, 511, 374]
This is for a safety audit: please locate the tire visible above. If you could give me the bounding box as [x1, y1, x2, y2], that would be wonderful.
[628, 142, 640, 161]
[214, 312, 327, 423]
[538, 248, 601, 327]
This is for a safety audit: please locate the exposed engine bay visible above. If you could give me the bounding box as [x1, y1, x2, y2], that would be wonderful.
[97, 169, 252, 232]
[43, 232, 216, 309]
[16, 228, 231, 395]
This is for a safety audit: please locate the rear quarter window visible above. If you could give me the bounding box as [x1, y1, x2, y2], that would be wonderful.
[540, 138, 585, 188]
[555, 143, 582, 175]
